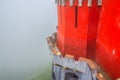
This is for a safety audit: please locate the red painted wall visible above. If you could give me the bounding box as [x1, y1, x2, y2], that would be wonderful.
[64, 1, 88, 59]
[96, 0, 120, 79]
[57, 4, 66, 54]
[56, 0, 120, 79]
[57, 0, 100, 59]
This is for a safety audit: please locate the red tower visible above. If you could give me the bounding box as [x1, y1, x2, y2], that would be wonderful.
[96, 0, 120, 79]
[47, 0, 120, 80]
[57, 0, 101, 60]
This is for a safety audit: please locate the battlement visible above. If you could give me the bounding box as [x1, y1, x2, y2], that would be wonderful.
[47, 33, 96, 73]
[55, 0, 102, 7]
[47, 33, 111, 80]
[47, 35, 98, 80]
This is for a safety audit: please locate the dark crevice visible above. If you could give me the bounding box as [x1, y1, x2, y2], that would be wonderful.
[75, 6, 78, 28]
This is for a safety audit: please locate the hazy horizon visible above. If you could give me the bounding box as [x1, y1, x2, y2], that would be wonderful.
[0, 0, 57, 80]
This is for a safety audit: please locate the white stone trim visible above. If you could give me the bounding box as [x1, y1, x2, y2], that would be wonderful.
[78, 0, 83, 7]
[63, 55, 76, 69]
[55, 0, 102, 7]
[61, 0, 66, 6]
[98, 0, 102, 6]
[76, 61, 88, 73]
[69, 0, 74, 6]
[88, 0, 92, 7]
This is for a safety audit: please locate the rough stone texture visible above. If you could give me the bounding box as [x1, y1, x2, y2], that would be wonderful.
[53, 65, 96, 80]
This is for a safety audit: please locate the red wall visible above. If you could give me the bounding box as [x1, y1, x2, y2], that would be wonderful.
[96, 0, 120, 79]
[56, 0, 120, 79]
[57, 0, 100, 59]
[57, 5, 65, 54]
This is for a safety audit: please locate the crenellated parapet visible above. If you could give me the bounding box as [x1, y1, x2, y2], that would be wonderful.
[47, 33, 97, 77]
[47, 32, 112, 80]
[55, 0, 102, 7]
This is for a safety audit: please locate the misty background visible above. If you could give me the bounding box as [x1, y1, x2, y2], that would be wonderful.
[0, 0, 57, 80]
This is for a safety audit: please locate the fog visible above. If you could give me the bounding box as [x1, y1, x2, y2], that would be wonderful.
[0, 0, 57, 80]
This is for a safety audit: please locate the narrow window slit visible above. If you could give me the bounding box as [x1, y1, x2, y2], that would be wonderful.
[75, 6, 78, 28]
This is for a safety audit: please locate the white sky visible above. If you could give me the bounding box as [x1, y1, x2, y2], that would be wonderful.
[0, 0, 57, 80]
